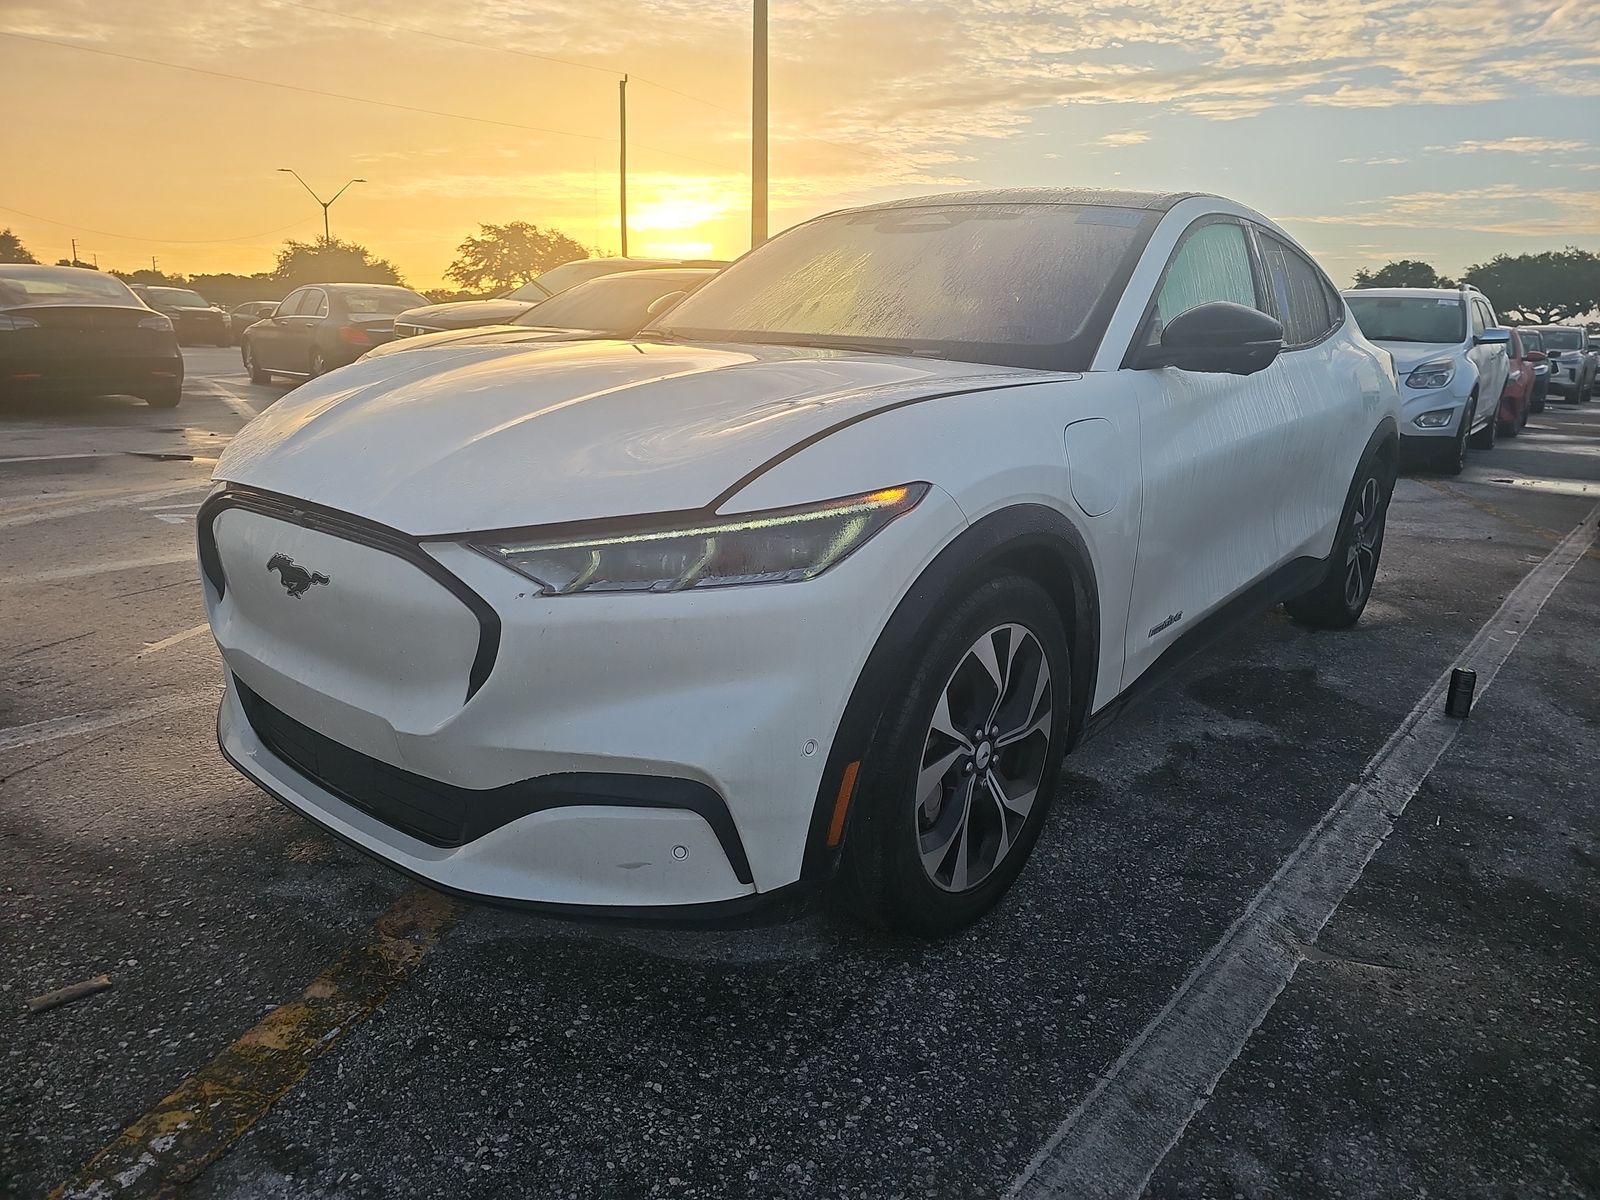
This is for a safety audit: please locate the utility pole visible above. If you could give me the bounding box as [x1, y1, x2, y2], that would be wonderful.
[151, 256, 158, 273]
[70, 237, 78, 265]
[618, 75, 629, 258]
[277, 169, 366, 242]
[751, 0, 768, 248]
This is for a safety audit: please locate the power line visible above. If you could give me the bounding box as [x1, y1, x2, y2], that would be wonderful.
[0, 203, 316, 245]
[0, 30, 737, 171]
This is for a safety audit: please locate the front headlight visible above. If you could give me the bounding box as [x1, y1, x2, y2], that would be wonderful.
[472, 483, 929, 595]
[1405, 359, 1455, 389]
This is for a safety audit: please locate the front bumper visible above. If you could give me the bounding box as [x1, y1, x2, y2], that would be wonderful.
[1397, 383, 1472, 441]
[202, 484, 964, 911]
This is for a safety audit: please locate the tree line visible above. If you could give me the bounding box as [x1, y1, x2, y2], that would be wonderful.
[1350, 248, 1598, 326]
[0, 222, 588, 309]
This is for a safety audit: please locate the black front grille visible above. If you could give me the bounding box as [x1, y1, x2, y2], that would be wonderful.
[233, 674, 755, 882]
[237, 677, 477, 846]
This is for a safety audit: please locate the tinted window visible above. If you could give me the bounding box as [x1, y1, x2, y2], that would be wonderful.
[1151, 221, 1257, 336]
[656, 203, 1158, 370]
[1469, 299, 1487, 335]
[515, 272, 707, 333]
[1345, 295, 1466, 344]
[297, 289, 326, 317]
[1520, 329, 1543, 352]
[0, 267, 138, 306]
[340, 286, 430, 315]
[1259, 234, 1334, 347]
[276, 290, 305, 317]
[1541, 328, 1582, 350]
[146, 287, 209, 308]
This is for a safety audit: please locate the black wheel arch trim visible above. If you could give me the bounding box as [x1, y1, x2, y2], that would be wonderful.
[797, 503, 1101, 881]
[198, 485, 501, 704]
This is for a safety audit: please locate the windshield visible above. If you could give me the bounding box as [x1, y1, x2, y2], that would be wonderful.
[513, 272, 705, 333]
[343, 286, 430, 315]
[1520, 329, 1543, 352]
[147, 287, 210, 307]
[652, 203, 1156, 370]
[504, 280, 552, 302]
[1541, 328, 1582, 350]
[0, 266, 138, 306]
[1345, 295, 1466, 344]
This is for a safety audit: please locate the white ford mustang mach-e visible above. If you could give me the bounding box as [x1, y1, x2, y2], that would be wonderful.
[201, 189, 1402, 933]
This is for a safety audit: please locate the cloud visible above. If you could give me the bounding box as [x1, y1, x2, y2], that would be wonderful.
[1288, 185, 1600, 237]
[1426, 137, 1590, 155]
[1340, 156, 1410, 165]
[1095, 130, 1151, 147]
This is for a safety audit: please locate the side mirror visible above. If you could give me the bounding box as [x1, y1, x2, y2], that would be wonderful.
[1525, 350, 1546, 362]
[1476, 327, 1511, 346]
[645, 291, 688, 317]
[1136, 301, 1284, 376]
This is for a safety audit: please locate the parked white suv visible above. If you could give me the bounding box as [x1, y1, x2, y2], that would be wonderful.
[1343, 285, 1511, 474]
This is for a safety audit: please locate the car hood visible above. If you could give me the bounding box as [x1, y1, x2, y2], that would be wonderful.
[1369, 341, 1464, 374]
[214, 340, 1049, 535]
[365, 324, 583, 358]
[397, 299, 533, 328]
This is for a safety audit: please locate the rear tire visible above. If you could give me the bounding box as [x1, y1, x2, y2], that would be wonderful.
[839, 574, 1070, 936]
[144, 386, 181, 409]
[1285, 449, 1393, 630]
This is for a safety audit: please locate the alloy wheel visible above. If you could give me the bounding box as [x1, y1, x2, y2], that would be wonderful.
[915, 623, 1053, 893]
[1344, 475, 1383, 609]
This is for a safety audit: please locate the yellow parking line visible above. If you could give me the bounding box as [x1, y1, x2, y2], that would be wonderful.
[50, 887, 463, 1200]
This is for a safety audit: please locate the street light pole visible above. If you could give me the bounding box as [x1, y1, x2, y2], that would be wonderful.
[751, 0, 768, 248]
[619, 76, 629, 258]
[277, 169, 366, 242]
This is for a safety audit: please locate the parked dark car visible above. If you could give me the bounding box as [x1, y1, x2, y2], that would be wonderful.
[0, 265, 183, 407]
[363, 268, 718, 360]
[1518, 327, 1550, 412]
[228, 300, 281, 344]
[241, 283, 432, 383]
[391, 257, 728, 338]
[130, 285, 230, 346]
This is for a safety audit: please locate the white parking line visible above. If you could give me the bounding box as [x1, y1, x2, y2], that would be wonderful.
[0, 690, 218, 754]
[1008, 498, 1600, 1200]
[0, 482, 212, 530]
[138, 622, 212, 656]
[0, 452, 118, 465]
[2, 551, 194, 587]
[197, 378, 262, 423]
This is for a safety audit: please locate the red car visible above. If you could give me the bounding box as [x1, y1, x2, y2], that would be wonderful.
[1496, 327, 1540, 436]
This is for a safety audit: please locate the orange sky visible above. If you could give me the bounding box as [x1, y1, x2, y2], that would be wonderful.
[2, 0, 1595, 290]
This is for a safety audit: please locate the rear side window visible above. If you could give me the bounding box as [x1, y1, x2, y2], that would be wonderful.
[1152, 222, 1257, 334]
[1258, 234, 1336, 348]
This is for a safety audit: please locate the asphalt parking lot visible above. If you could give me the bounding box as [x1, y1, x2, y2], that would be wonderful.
[3, 348, 1598, 1200]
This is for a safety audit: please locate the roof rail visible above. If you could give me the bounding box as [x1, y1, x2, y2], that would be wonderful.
[1459, 282, 1483, 294]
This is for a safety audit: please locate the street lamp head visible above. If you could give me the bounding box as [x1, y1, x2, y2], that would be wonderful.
[276, 167, 292, 173]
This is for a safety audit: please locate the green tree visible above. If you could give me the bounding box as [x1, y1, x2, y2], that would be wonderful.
[0, 228, 38, 264]
[272, 237, 402, 288]
[1351, 259, 1455, 289]
[444, 222, 587, 294]
[1462, 248, 1600, 324]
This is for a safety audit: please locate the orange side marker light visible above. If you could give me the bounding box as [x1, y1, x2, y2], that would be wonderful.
[827, 760, 862, 847]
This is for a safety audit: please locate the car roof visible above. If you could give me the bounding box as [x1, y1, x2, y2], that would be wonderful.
[832, 187, 1209, 217]
[298, 282, 423, 292]
[1341, 287, 1470, 298]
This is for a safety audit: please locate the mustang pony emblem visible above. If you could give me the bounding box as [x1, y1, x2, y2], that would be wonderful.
[266, 552, 330, 599]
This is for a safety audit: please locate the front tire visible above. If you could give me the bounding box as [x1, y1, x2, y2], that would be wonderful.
[1469, 393, 1497, 450]
[1285, 449, 1393, 630]
[839, 574, 1070, 936]
[144, 385, 181, 409]
[243, 342, 270, 385]
[1437, 398, 1472, 476]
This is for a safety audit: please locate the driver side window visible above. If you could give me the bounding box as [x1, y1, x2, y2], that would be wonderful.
[1150, 222, 1257, 342]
